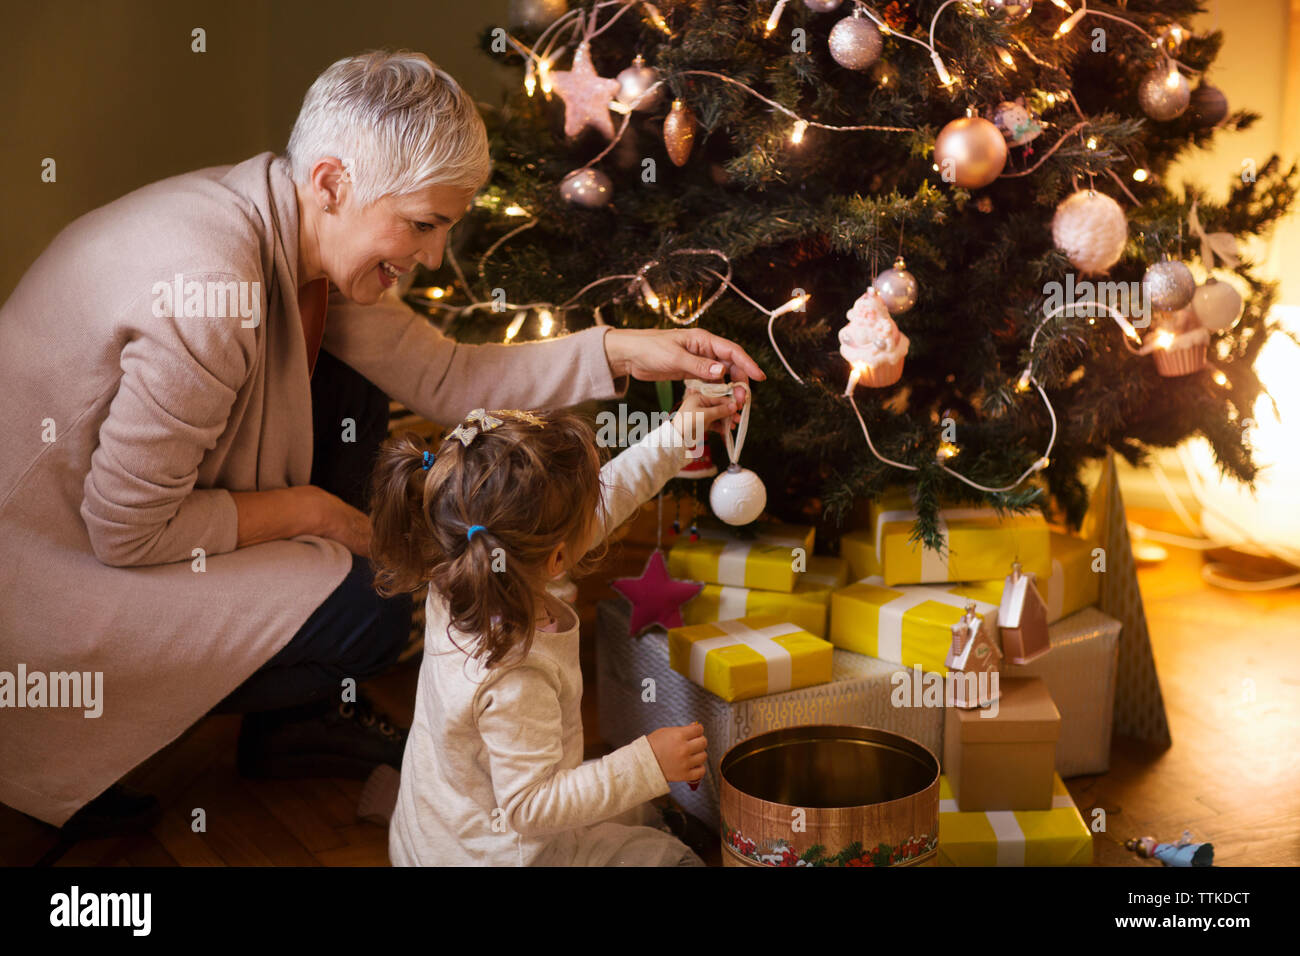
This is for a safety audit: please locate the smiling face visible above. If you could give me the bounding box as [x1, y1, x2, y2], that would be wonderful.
[320, 182, 477, 304]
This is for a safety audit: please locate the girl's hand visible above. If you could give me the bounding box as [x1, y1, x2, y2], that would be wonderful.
[647, 722, 708, 784]
[673, 387, 739, 447]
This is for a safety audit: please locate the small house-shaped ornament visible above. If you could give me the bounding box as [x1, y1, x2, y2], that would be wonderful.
[945, 602, 1002, 709]
[998, 562, 1051, 664]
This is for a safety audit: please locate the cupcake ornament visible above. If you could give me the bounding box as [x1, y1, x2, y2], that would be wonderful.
[1141, 306, 1209, 377]
[839, 287, 910, 394]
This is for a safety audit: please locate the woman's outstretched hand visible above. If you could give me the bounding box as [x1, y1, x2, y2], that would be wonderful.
[603, 327, 765, 426]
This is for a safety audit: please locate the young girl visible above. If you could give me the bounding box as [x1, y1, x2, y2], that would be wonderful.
[369, 388, 738, 866]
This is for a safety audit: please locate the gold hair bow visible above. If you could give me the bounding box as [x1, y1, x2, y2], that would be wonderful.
[448, 408, 504, 447]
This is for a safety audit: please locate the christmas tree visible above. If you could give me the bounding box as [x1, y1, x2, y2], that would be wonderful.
[414, 0, 1297, 548]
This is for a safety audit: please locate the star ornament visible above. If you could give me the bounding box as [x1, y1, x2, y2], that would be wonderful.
[550, 42, 621, 140]
[611, 549, 704, 637]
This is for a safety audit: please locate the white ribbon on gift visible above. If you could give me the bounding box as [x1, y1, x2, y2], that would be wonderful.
[687, 619, 801, 693]
[861, 575, 997, 665]
[716, 585, 750, 619]
[938, 794, 1075, 866]
[692, 523, 807, 588]
[874, 499, 993, 582]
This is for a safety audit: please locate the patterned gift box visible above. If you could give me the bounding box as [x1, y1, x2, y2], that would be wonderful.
[947, 532, 1102, 626]
[868, 491, 1051, 586]
[596, 599, 943, 829]
[937, 773, 1093, 866]
[681, 556, 848, 637]
[666, 616, 833, 702]
[829, 576, 1000, 676]
[1005, 607, 1119, 776]
[667, 521, 813, 593]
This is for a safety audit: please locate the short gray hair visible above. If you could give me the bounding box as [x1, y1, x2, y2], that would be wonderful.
[286, 50, 491, 206]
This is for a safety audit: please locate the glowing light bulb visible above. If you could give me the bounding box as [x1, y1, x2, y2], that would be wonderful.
[765, 0, 788, 35]
[1086, 136, 1098, 150]
[538, 308, 554, 337]
[931, 51, 954, 88]
[1054, 8, 1086, 37]
[504, 204, 528, 217]
[1015, 369, 1033, 393]
[1213, 370, 1229, 386]
[504, 311, 527, 342]
[640, 279, 660, 311]
[644, 2, 671, 33]
[1155, 329, 1175, 349]
[790, 119, 808, 144]
[996, 47, 1016, 70]
[1132, 168, 1150, 182]
[1050, 0, 1073, 10]
[936, 441, 960, 461]
[539, 60, 554, 95]
[1165, 67, 1183, 90]
[524, 62, 536, 97]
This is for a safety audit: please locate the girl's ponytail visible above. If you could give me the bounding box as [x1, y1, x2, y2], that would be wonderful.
[367, 432, 440, 597]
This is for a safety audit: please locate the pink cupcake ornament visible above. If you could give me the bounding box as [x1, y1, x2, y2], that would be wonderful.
[839, 287, 910, 392]
[1143, 306, 1209, 377]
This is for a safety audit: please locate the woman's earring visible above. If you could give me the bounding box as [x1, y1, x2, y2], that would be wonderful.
[323, 203, 332, 213]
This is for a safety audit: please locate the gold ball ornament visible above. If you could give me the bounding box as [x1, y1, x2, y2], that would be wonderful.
[934, 117, 1008, 189]
[663, 99, 697, 167]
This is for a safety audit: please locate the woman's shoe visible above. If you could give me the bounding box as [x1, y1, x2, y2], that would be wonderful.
[237, 694, 408, 780]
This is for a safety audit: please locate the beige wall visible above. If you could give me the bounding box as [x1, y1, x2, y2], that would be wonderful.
[0, 0, 514, 301]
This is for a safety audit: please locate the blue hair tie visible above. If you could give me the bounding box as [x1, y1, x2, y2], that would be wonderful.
[421, 450, 435, 470]
[467, 524, 487, 541]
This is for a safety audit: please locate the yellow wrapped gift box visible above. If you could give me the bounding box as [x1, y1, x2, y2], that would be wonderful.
[829, 576, 998, 675]
[667, 615, 833, 702]
[682, 556, 848, 637]
[937, 773, 1092, 866]
[869, 491, 1050, 586]
[945, 532, 1102, 625]
[668, 521, 814, 594]
[840, 529, 882, 581]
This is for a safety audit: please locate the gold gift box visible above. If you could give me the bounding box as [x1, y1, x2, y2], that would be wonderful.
[943, 532, 1101, 625]
[682, 556, 848, 638]
[937, 773, 1092, 866]
[867, 492, 1050, 587]
[668, 521, 815, 594]
[667, 615, 833, 702]
[829, 576, 999, 675]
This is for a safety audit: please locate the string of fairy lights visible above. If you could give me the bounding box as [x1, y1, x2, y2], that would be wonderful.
[410, 0, 1219, 495]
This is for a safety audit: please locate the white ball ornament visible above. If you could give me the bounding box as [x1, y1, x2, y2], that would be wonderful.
[1051, 190, 1128, 275]
[1192, 277, 1243, 332]
[615, 55, 664, 112]
[559, 168, 613, 207]
[710, 463, 768, 527]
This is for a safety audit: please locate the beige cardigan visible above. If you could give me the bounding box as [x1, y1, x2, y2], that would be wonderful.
[0, 153, 628, 825]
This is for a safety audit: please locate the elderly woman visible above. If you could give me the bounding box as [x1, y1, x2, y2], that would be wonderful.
[0, 50, 761, 836]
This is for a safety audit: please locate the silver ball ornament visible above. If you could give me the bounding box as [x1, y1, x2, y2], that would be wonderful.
[934, 117, 1008, 189]
[1191, 278, 1243, 332]
[559, 168, 613, 207]
[1051, 190, 1128, 274]
[873, 257, 919, 314]
[829, 16, 883, 71]
[980, 0, 1033, 24]
[803, 0, 843, 11]
[615, 56, 665, 112]
[1143, 260, 1196, 311]
[507, 0, 568, 32]
[1138, 66, 1191, 121]
[710, 463, 768, 527]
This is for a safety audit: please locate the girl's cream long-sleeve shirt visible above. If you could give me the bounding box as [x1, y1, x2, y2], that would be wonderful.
[389, 420, 694, 866]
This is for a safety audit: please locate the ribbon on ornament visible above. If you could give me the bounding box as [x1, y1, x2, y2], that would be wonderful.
[684, 378, 750, 465]
[686, 619, 800, 693]
[1188, 199, 1240, 271]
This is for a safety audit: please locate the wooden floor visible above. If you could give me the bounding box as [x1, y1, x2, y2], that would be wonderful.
[1, 505, 1297, 866]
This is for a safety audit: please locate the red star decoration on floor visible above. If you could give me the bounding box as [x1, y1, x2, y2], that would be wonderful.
[611, 549, 703, 636]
